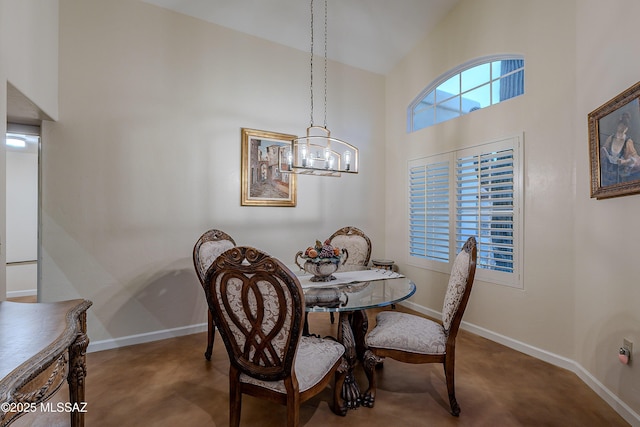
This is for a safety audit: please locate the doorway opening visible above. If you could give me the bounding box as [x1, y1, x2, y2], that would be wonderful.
[6, 123, 40, 301]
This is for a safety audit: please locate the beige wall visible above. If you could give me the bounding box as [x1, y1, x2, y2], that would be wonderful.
[386, 0, 639, 421]
[1, 0, 59, 298]
[40, 0, 386, 347]
[2, 0, 59, 120]
[386, 0, 576, 353]
[575, 0, 640, 417]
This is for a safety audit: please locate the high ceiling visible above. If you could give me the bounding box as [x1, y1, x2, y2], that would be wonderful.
[141, 0, 459, 75]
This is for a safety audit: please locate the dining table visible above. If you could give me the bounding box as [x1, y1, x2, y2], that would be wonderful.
[294, 267, 416, 409]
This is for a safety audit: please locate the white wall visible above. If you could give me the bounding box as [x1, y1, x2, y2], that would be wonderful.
[1, 0, 59, 121]
[6, 147, 38, 296]
[0, 0, 59, 299]
[386, 0, 639, 422]
[6, 148, 38, 263]
[41, 0, 386, 347]
[575, 0, 640, 418]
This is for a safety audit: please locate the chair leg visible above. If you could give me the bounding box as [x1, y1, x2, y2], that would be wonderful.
[444, 351, 460, 416]
[205, 309, 215, 360]
[285, 385, 301, 427]
[229, 367, 242, 427]
[303, 312, 310, 336]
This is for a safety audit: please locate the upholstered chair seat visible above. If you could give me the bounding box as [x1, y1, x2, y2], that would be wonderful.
[240, 335, 345, 393]
[366, 312, 446, 354]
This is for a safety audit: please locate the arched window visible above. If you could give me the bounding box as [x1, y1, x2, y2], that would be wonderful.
[408, 55, 524, 132]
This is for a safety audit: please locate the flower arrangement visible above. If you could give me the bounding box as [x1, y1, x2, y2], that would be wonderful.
[301, 239, 342, 263]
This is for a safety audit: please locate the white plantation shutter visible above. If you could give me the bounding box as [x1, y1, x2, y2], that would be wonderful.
[456, 145, 515, 274]
[409, 156, 450, 263]
[408, 136, 522, 288]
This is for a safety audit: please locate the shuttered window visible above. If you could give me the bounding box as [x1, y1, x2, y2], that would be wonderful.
[409, 155, 450, 262]
[408, 136, 522, 288]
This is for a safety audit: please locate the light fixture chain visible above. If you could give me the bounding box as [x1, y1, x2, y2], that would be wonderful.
[290, 0, 358, 176]
[309, 0, 314, 127]
[324, 0, 328, 129]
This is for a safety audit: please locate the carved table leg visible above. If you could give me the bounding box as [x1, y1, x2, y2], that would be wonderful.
[68, 313, 89, 427]
[332, 357, 349, 416]
[336, 311, 361, 408]
[349, 310, 369, 359]
[334, 309, 371, 409]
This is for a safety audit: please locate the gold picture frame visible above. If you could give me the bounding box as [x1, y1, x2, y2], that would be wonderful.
[241, 128, 297, 207]
[588, 81, 640, 199]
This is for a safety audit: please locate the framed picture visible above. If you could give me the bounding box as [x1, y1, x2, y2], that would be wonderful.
[589, 81, 640, 199]
[241, 128, 297, 207]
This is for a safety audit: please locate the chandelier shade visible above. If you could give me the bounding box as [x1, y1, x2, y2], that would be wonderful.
[281, 126, 358, 177]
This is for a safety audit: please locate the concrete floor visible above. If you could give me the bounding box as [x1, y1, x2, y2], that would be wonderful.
[8, 304, 631, 427]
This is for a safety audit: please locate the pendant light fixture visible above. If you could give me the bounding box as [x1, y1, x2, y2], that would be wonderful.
[283, 0, 358, 177]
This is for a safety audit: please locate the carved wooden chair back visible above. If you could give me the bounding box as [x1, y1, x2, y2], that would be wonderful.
[363, 236, 477, 416]
[192, 229, 236, 360]
[206, 246, 303, 380]
[204, 246, 347, 427]
[329, 226, 372, 269]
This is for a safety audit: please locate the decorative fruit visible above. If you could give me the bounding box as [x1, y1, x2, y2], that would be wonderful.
[300, 239, 342, 261]
[319, 245, 333, 258]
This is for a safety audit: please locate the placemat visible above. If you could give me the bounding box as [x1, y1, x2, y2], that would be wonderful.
[297, 268, 404, 289]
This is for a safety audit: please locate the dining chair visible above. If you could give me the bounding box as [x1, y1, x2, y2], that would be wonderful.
[324, 226, 372, 324]
[329, 226, 372, 270]
[192, 229, 236, 360]
[363, 236, 477, 416]
[204, 246, 348, 427]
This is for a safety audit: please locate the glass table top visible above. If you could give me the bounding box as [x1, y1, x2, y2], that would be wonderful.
[298, 273, 416, 313]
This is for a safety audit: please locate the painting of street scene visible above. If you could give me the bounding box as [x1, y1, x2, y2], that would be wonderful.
[241, 128, 297, 206]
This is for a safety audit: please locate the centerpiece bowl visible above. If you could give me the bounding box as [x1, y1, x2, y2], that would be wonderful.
[295, 239, 348, 282]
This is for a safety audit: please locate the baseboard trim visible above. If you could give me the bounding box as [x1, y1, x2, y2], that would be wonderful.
[6, 289, 37, 298]
[87, 323, 207, 353]
[400, 300, 640, 426]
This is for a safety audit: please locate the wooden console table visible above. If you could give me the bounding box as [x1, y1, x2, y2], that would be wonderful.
[0, 299, 92, 427]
